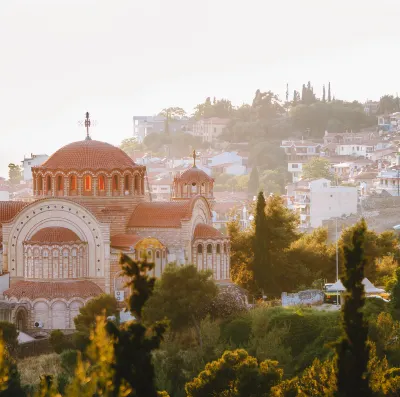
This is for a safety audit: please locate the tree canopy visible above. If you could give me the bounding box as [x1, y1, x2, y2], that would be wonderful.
[302, 157, 334, 181]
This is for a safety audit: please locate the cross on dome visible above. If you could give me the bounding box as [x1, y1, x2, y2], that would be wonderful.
[192, 149, 197, 168]
[85, 111, 92, 140]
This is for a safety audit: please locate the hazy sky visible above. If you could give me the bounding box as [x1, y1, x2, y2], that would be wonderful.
[0, 0, 399, 178]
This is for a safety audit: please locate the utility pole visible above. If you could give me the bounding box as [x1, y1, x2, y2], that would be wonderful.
[336, 216, 339, 306]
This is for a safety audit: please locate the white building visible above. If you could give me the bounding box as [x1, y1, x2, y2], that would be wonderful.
[293, 178, 358, 229]
[335, 141, 391, 158]
[0, 191, 9, 202]
[205, 152, 247, 176]
[22, 154, 48, 181]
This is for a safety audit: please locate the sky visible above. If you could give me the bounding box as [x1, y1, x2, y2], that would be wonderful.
[0, 0, 399, 178]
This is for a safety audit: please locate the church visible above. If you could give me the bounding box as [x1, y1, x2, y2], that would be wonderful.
[0, 120, 230, 335]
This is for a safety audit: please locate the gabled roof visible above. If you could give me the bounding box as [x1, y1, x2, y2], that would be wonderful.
[194, 224, 225, 239]
[128, 196, 206, 228]
[110, 234, 142, 250]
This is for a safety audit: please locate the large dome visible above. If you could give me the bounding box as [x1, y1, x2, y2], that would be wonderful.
[179, 166, 213, 184]
[39, 140, 136, 171]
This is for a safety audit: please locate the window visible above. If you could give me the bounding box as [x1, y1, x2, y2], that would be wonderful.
[191, 182, 197, 194]
[46, 176, 52, 191]
[113, 175, 119, 191]
[28, 161, 31, 165]
[84, 175, 91, 191]
[207, 244, 212, 254]
[214, 127, 217, 133]
[197, 244, 203, 254]
[291, 164, 299, 169]
[124, 174, 130, 192]
[57, 175, 63, 191]
[156, 251, 160, 259]
[38, 175, 43, 191]
[70, 175, 77, 191]
[98, 175, 105, 191]
[216, 244, 221, 254]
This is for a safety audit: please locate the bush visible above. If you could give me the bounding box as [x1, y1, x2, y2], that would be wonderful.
[220, 317, 252, 346]
[0, 322, 19, 353]
[49, 330, 72, 354]
[60, 349, 78, 376]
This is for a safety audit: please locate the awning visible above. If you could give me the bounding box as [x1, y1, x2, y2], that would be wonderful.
[327, 278, 385, 294]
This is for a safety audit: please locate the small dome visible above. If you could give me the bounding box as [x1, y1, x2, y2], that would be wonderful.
[194, 223, 224, 239]
[28, 227, 81, 243]
[179, 166, 213, 184]
[37, 140, 136, 171]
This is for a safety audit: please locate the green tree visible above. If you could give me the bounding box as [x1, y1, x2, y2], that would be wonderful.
[185, 349, 283, 397]
[0, 322, 19, 354]
[390, 267, 400, 321]
[8, 163, 22, 186]
[158, 107, 187, 135]
[144, 264, 217, 347]
[106, 254, 168, 397]
[119, 137, 143, 157]
[248, 167, 259, 196]
[302, 157, 333, 181]
[49, 329, 72, 354]
[378, 95, 398, 114]
[335, 219, 372, 397]
[252, 192, 269, 295]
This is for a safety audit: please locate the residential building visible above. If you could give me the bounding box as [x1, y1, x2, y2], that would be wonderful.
[280, 140, 322, 182]
[204, 151, 247, 176]
[292, 178, 358, 229]
[22, 154, 49, 181]
[363, 100, 379, 116]
[335, 140, 391, 158]
[193, 117, 230, 143]
[323, 130, 379, 145]
[377, 113, 400, 133]
[149, 176, 172, 201]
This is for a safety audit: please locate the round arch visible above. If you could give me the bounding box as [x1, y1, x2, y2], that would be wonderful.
[2, 199, 110, 281]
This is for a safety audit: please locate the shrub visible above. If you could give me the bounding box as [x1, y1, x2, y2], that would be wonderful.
[220, 317, 252, 346]
[49, 330, 73, 354]
[60, 349, 78, 376]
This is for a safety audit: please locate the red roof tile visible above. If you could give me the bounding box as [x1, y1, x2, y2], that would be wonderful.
[128, 196, 202, 228]
[27, 227, 81, 243]
[110, 233, 142, 250]
[36, 140, 138, 171]
[194, 224, 224, 239]
[4, 280, 103, 301]
[0, 201, 29, 223]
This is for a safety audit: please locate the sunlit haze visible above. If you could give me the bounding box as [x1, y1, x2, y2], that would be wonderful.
[0, 0, 399, 177]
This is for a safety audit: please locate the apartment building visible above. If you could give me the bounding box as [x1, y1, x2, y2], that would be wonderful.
[292, 178, 357, 229]
[21, 154, 49, 181]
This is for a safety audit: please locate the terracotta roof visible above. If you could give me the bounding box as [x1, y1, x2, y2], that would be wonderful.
[0, 201, 29, 223]
[194, 223, 225, 239]
[36, 140, 138, 171]
[354, 172, 378, 180]
[4, 280, 103, 301]
[128, 196, 203, 228]
[178, 166, 213, 184]
[27, 227, 81, 243]
[110, 233, 142, 250]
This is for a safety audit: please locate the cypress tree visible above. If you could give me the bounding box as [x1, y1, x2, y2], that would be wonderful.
[248, 167, 259, 196]
[252, 192, 269, 296]
[301, 84, 306, 102]
[335, 219, 372, 397]
[390, 267, 400, 320]
[328, 82, 332, 102]
[292, 90, 298, 106]
[322, 85, 326, 102]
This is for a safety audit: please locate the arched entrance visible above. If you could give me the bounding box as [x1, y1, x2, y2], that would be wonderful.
[15, 307, 28, 331]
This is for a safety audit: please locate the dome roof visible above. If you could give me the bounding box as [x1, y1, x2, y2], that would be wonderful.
[179, 166, 213, 184]
[27, 227, 81, 244]
[194, 223, 225, 239]
[38, 140, 136, 171]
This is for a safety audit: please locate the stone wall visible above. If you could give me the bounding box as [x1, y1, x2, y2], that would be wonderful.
[282, 289, 325, 307]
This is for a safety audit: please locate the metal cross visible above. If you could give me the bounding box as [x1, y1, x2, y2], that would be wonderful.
[85, 112, 91, 140]
[192, 149, 197, 167]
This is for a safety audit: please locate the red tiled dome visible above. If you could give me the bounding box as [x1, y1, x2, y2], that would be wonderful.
[194, 223, 224, 239]
[4, 280, 102, 300]
[27, 227, 81, 243]
[37, 140, 136, 171]
[178, 166, 213, 184]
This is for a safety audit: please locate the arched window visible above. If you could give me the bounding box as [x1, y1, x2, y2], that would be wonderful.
[216, 244, 221, 254]
[156, 251, 160, 259]
[207, 244, 212, 254]
[113, 175, 119, 191]
[57, 175, 63, 192]
[98, 175, 105, 191]
[191, 182, 197, 194]
[124, 174, 130, 194]
[134, 174, 140, 194]
[84, 175, 92, 191]
[147, 250, 153, 259]
[70, 175, 77, 193]
[38, 175, 43, 192]
[197, 244, 203, 254]
[46, 175, 52, 193]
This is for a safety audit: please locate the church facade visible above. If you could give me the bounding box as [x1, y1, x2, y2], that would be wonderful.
[0, 135, 230, 335]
